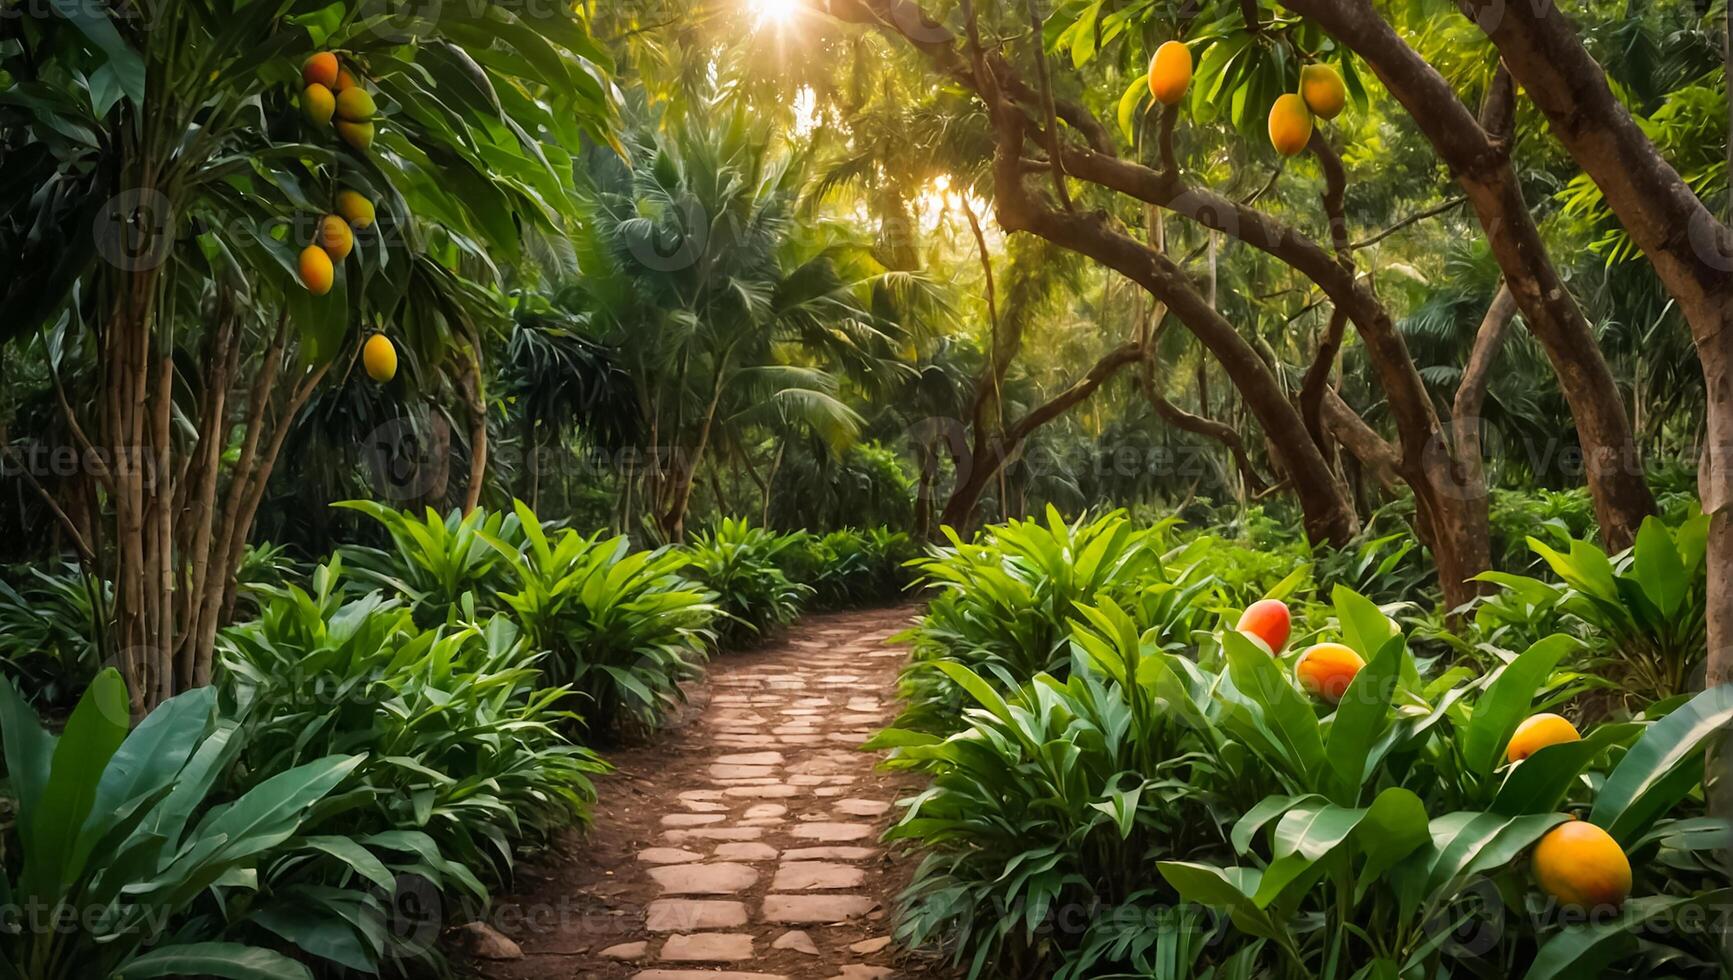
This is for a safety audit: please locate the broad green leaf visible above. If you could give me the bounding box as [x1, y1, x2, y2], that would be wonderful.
[1354, 788, 1429, 903]
[1222, 629, 1323, 776]
[1332, 585, 1398, 660]
[26, 667, 130, 900]
[1524, 891, 1731, 980]
[1591, 685, 1733, 844]
[114, 942, 314, 980]
[1156, 861, 1292, 953]
[1489, 723, 1636, 816]
[1462, 635, 1580, 779]
[1631, 518, 1686, 618]
[1324, 634, 1403, 804]
[1231, 794, 1325, 855]
[1117, 76, 1149, 144]
[1254, 801, 1371, 906]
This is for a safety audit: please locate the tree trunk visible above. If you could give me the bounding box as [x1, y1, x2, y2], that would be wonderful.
[1276, 0, 1656, 550]
[1453, 285, 1518, 505]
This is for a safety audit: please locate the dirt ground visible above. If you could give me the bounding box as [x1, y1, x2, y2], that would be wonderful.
[460, 605, 950, 980]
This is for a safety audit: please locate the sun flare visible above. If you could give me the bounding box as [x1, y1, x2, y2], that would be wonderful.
[750, 0, 801, 29]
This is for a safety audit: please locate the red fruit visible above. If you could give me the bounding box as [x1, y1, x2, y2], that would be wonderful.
[1236, 599, 1292, 654]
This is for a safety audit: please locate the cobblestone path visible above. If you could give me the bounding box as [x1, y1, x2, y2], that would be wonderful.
[480, 606, 934, 980]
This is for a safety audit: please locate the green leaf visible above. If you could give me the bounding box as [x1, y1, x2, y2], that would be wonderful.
[1523, 891, 1731, 980]
[1354, 788, 1429, 903]
[1489, 724, 1635, 816]
[1222, 629, 1324, 776]
[46, 0, 145, 103]
[1631, 518, 1686, 619]
[1591, 685, 1733, 844]
[1231, 794, 1325, 855]
[1332, 585, 1398, 660]
[25, 667, 130, 900]
[1254, 801, 1371, 906]
[1324, 634, 1403, 804]
[0, 677, 55, 857]
[1156, 861, 1292, 953]
[1529, 536, 1619, 603]
[1461, 635, 1580, 779]
[1118, 76, 1149, 144]
[114, 942, 314, 980]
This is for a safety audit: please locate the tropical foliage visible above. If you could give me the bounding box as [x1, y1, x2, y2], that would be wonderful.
[876, 518, 1732, 979]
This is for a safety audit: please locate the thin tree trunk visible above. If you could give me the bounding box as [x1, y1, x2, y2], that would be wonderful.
[1452, 284, 1518, 501]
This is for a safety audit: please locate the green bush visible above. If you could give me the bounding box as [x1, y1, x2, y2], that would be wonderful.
[0, 669, 363, 980]
[335, 501, 526, 626]
[0, 562, 109, 706]
[1489, 487, 1598, 572]
[217, 559, 606, 891]
[778, 526, 919, 609]
[897, 507, 1214, 728]
[486, 500, 717, 737]
[877, 584, 1731, 979]
[1476, 513, 1709, 700]
[682, 518, 810, 648]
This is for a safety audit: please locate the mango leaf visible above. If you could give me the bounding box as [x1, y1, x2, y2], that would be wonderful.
[1253, 801, 1371, 906]
[1118, 76, 1149, 144]
[1157, 862, 1294, 954]
[1332, 585, 1398, 660]
[1461, 634, 1580, 780]
[115, 942, 313, 980]
[1524, 891, 1731, 980]
[1232, 794, 1325, 855]
[1590, 684, 1733, 844]
[1489, 723, 1637, 816]
[1324, 634, 1403, 804]
[1631, 518, 1686, 619]
[1222, 629, 1323, 776]
[1354, 788, 1429, 903]
[1529, 536, 1619, 603]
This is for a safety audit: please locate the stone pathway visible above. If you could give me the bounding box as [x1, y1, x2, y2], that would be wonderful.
[477, 606, 936, 980]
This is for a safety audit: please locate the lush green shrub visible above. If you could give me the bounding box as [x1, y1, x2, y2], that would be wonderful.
[335, 501, 526, 626]
[217, 559, 607, 891]
[778, 526, 920, 609]
[874, 602, 1224, 976]
[683, 518, 810, 648]
[0, 561, 109, 706]
[767, 439, 916, 531]
[897, 507, 1214, 728]
[1475, 513, 1709, 700]
[1489, 487, 1598, 573]
[486, 500, 716, 737]
[0, 669, 364, 979]
[877, 584, 1731, 979]
[1309, 503, 1439, 609]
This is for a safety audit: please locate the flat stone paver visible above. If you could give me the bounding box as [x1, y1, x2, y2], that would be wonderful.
[647, 863, 760, 895]
[477, 607, 919, 979]
[659, 932, 756, 961]
[790, 822, 875, 842]
[645, 900, 750, 932]
[761, 893, 877, 923]
[769, 861, 868, 891]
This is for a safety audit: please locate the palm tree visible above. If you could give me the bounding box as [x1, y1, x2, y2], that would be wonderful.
[562, 89, 916, 539]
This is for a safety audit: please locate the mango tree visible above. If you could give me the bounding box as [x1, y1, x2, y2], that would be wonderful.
[0, 0, 616, 712]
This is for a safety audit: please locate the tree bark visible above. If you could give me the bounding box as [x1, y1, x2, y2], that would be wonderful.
[938, 341, 1145, 528]
[1140, 352, 1270, 495]
[1452, 284, 1518, 503]
[460, 343, 488, 516]
[1276, 0, 1656, 551]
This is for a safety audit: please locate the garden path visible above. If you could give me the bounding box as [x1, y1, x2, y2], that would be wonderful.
[474, 605, 940, 980]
